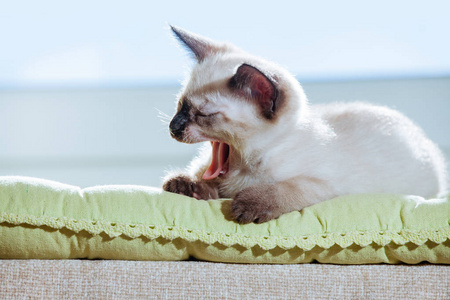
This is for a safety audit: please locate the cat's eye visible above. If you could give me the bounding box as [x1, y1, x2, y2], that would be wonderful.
[196, 112, 218, 118]
[195, 112, 220, 124]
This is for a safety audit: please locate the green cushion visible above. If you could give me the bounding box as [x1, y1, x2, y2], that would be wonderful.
[0, 176, 449, 264]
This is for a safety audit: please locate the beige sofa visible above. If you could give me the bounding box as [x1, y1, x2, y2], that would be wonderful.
[2, 260, 448, 299]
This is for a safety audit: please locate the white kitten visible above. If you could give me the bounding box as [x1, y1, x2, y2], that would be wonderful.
[163, 26, 448, 224]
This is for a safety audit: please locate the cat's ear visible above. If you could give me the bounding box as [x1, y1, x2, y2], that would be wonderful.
[170, 25, 221, 62]
[229, 64, 279, 119]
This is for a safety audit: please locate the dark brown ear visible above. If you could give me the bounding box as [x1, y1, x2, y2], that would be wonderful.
[170, 25, 220, 62]
[229, 64, 278, 119]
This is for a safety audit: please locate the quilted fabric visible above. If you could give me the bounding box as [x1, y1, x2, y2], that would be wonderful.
[0, 176, 449, 264]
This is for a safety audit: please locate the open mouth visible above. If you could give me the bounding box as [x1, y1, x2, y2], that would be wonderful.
[202, 142, 230, 180]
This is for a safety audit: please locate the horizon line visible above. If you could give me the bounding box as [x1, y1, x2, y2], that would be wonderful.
[1, 71, 449, 92]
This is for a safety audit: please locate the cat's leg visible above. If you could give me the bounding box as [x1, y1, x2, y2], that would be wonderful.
[162, 151, 219, 200]
[231, 176, 335, 224]
[163, 173, 219, 200]
[163, 143, 221, 200]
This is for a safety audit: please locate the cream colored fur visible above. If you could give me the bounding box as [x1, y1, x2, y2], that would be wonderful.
[164, 26, 448, 223]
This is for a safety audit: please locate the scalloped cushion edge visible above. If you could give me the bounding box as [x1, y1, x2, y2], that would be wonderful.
[1, 212, 449, 251]
[0, 176, 449, 264]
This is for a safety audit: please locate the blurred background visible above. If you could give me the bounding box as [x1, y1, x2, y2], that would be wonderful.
[1, 0, 449, 188]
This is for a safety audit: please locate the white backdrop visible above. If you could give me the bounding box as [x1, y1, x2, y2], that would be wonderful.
[2, 1, 450, 88]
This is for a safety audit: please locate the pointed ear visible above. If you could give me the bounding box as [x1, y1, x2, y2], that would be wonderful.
[170, 25, 221, 62]
[229, 64, 279, 119]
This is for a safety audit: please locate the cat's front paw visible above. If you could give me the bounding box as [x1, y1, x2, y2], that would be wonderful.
[163, 175, 218, 200]
[231, 185, 281, 224]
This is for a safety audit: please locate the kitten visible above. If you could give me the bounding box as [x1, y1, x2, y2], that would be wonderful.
[163, 25, 448, 224]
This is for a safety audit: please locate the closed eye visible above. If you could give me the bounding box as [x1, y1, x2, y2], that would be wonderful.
[196, 112, 219, 118]
[195, 111, 220, 125]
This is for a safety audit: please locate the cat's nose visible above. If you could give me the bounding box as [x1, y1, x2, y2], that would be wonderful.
[169, 114, 188, 138]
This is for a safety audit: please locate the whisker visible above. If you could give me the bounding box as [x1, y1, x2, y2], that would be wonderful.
[157, 126, 170, 134]
[157, 115, 171, 122]
[155, 107, 172, 120]
[155, 108, 173, 128]
[158, 114, 171, 121]
[159, 119, 170, 125]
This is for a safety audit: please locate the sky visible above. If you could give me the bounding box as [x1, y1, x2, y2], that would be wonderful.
[1, 0, 450, 88]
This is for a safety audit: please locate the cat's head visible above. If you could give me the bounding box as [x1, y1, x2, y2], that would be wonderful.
[168, 26, 308, 152]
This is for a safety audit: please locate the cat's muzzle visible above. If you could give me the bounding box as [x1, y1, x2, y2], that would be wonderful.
[169, 113, 188, 141]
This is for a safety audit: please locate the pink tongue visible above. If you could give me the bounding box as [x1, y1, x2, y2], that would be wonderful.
[202, 142, 230, 180]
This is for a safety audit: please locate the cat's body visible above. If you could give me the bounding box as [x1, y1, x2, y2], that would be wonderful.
[163, 26, 448, 224]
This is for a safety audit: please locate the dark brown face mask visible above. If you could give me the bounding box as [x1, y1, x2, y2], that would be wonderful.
[169, 101, 191, 141]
